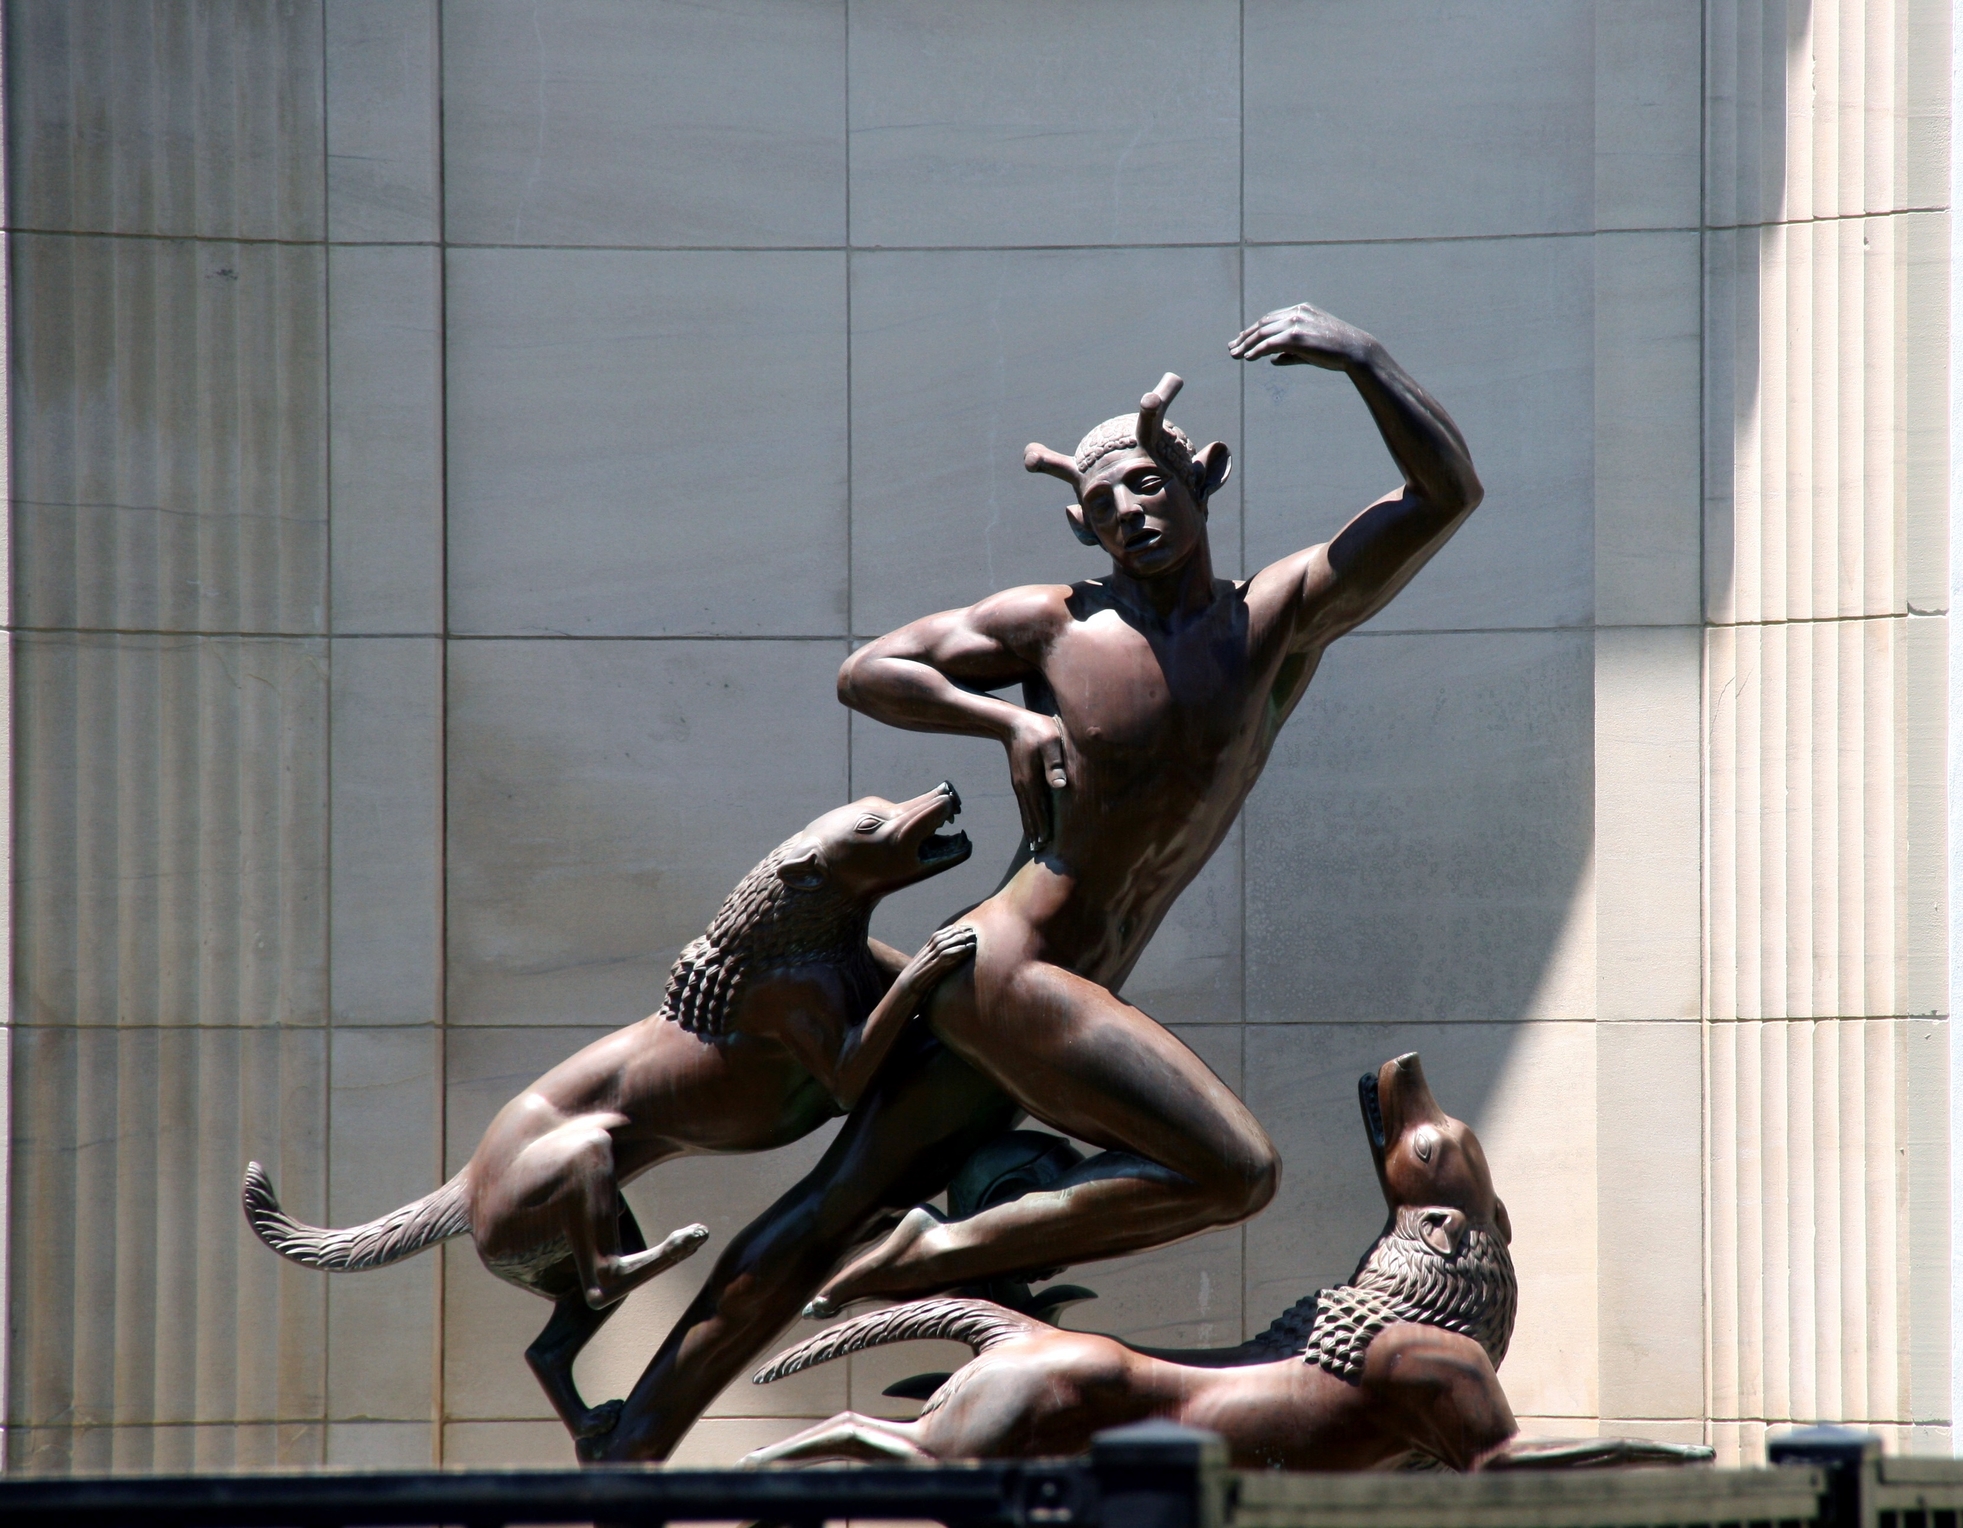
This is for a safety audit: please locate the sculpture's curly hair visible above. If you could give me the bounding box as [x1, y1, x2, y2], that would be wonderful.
[660, 840, 879, 1037]
[1073, 412, 1200, 487]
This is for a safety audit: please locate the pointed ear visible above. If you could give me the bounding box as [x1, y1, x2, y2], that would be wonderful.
[776, 844, 826, 890]
[1418, 1207, 1467, 1257]
[1064, 502, 1100, 547]
[1493, 1198, 1512, 1246]
[1193, 440, 1233, 500]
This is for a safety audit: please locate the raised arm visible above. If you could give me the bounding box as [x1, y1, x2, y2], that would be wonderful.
[1231, 303, 1483, 648]
[837, 586, 1071, 848]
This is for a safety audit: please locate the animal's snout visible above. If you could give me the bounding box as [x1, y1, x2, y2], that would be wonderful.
[938, 781, 962, 817]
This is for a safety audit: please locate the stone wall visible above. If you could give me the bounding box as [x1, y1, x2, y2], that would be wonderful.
[0, 0, 1952, 1473]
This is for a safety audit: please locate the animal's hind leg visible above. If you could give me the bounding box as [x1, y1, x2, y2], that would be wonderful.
[547, 1120, 709, 1308]
[525, 1205, 648, 1443]
[742, 1412, 934, 1466]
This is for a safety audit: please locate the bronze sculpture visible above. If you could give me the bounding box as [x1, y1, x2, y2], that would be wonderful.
[745, 1052, 1522, 1470]
[584, 303, 1487, 1461]
[242, 785, 979, 1444]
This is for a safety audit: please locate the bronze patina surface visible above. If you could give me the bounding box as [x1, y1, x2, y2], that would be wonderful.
[745, 1053, 1521, 1471]
[243, 785, 977, 1445]
[586, 303, 1485, 1461]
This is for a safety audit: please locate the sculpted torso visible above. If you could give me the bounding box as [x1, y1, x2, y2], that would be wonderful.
[965, 566, 1315, 987]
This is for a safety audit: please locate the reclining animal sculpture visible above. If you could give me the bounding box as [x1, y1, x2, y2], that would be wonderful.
[243, 783, 979, 1445]
[747, 1052, 1708, 1473]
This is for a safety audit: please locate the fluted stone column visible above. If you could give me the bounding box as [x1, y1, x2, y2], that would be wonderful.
[1702, 0, 1953, 1461]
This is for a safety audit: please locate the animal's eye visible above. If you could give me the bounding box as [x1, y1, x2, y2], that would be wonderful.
[855, 816, 882, 834]
[1413, 1131, 1434, 1163]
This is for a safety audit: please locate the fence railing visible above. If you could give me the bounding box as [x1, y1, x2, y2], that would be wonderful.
[0, 1422, 1942, 1528]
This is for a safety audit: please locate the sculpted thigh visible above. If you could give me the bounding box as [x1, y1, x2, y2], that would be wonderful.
[932, 950, 1265, 1176]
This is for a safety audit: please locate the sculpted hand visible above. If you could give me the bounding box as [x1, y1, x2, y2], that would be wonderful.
[904, 923, 979, 990]
[1230, 302, 1374, 371]
[1006, 711, 1067, 850]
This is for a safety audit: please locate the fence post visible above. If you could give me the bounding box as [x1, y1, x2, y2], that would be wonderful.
[1089, 1421, 1229, 1528]
[1769, 1425, 1883, 1528]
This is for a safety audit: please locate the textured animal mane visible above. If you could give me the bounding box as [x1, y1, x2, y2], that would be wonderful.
[1293, 1204, 1516, 1384]
[660, 840, 877, 1037]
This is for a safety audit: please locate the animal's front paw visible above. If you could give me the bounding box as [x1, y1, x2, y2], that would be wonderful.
[574, 1397, 623, 1443]
[917, 923, 978, 974]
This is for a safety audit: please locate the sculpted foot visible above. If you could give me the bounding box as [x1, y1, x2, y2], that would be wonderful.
[576, 1397, 623, 1441]
[809, 1205, 946, 1313]
[586, 1222, 710, 1309]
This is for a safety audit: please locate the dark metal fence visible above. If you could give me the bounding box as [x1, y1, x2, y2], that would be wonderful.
[0, 1422, 1944, 1528]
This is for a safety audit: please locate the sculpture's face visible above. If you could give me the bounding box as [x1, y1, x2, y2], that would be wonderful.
[1359, 1052, 1510, 1247]
[776, 781, 971, 898]
[1074, 448, 1207, 578]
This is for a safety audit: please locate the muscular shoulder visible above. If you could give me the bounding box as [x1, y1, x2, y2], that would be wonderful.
[1244, 545, 1334, 646]
[962, 582, 1076, 653]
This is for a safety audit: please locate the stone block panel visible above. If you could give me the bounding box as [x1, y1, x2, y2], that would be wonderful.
[16, 633, 328, 1030]
[847, 0, 1239, 249]
[1244, 0, 1593, 243]
[1242, 237, 1593, 634]
[441, 0, 846, 248]
[1593, 230, 1701, 628]
[1596, 1021, 1704, 1421]
[329, 637, 441, 1026]
[7, 0, 325, 241]
[13, 234, 326, 635]
[445, 249, 848, 637]
[445, 638, 848, 1027]
[1245, 628, 1593, 1026]
[325, 0, 441, 244]
[848, 245, 1242, 637]
[328, 246, 443, 635]
[8, 1024, 328, 1431]
[1593, 0, 1703, 231]
[1594, 625, 1701, 1023]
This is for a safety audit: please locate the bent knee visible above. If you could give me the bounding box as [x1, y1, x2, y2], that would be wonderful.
[1201, 1138, 1279, 1224]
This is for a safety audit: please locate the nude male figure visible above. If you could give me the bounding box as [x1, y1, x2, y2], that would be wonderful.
[588, 301, 1480, 1461]
[806, 302, 1483, 1309]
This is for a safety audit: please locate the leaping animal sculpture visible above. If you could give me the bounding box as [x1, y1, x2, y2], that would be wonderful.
[243, 784, 979, 1448]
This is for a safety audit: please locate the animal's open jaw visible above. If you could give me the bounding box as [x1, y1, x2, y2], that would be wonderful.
[899, 782, 972, 874]
[1359, 1071, 1388, 1159]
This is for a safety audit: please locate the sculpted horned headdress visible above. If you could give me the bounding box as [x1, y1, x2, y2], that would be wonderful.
[1023, 373, 1228, 547]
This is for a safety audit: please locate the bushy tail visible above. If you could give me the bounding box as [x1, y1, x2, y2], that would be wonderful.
[754, 1298, 1040, 1386]
[242, 1161, 471, 1271]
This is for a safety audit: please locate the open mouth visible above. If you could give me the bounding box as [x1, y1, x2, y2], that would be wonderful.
[916, 782, 970, 867]
[1123, 528, 1162, 553]
[1358, 1071, 1387, 1152]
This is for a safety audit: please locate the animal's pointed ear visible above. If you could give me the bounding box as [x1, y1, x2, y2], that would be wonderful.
[776, 844, 826, 890]
[1194, 440, 1232, 500]
[1418, 1207, 1467, 1257]
[1064, 502, 1100, 547]
[1494, 1198, 1512, 1246]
